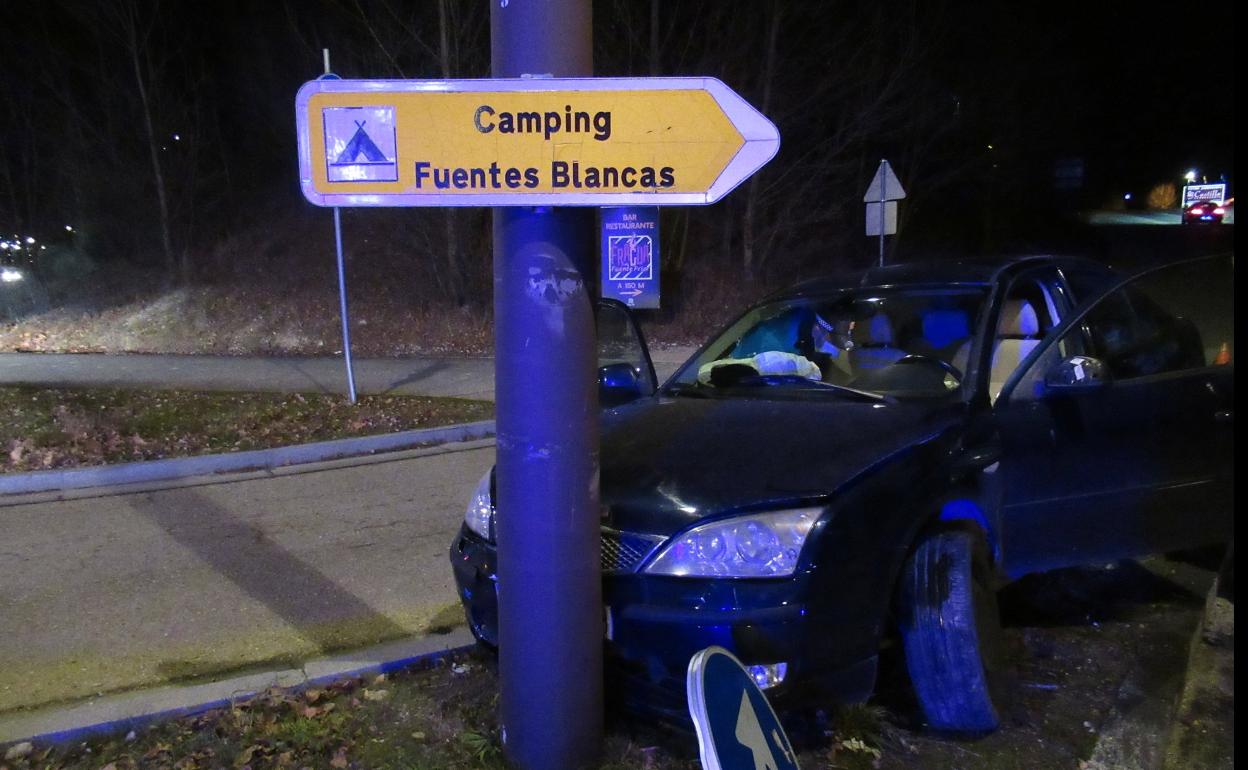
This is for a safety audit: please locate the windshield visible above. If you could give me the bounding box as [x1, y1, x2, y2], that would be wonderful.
[668, 286, 988, 398]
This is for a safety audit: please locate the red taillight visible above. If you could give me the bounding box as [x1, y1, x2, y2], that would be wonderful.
[1214, 207, 1225, 215]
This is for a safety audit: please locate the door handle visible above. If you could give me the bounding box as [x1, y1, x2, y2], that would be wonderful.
[1214, 410, 1233, 423]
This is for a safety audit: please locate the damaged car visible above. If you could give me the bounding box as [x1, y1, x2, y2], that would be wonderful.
[449, 254, 1234, 732]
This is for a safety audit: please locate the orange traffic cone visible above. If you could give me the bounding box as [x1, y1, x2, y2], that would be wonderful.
[1214, 342, 1231, 365]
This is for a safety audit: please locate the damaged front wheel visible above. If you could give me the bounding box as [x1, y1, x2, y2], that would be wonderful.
[898, 528, 1007, 733]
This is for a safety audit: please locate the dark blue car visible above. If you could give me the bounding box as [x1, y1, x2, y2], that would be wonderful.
[450, 254, 1234, 732]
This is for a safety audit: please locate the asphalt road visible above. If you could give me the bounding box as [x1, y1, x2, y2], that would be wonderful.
[0, 348, 696, 400]
[0, 440, 494, 713]
[1084, 208, 1236, 226]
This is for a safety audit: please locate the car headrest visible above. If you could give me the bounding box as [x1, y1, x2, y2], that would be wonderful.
[998, 300, 1040, 338]
[734, 308, 809, 357]
[922, 309, 970, 348]
[861, 312, 895, 346]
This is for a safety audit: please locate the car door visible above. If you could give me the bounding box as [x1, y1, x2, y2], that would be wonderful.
[596, 298, 658, 407]
[992, 255, 1234, 577]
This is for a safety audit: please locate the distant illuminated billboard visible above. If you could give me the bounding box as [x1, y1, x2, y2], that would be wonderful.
[1183, 184, 1226, 207]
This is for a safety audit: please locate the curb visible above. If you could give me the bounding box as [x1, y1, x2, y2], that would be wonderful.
[0, 629, 476, 746]
[0, 420, 495, 496]
[1158, 550, 1235, 770]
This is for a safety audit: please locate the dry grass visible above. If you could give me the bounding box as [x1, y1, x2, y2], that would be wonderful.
[1, 386, 492, 472]
[0, 265, 764, 358]
[2, 210, 793, 357]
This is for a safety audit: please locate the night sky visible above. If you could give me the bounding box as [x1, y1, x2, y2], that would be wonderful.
[0, 1, 1235, 275]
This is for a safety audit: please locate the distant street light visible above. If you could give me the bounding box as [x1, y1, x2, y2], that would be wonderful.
[1184, 170, 1198, 183]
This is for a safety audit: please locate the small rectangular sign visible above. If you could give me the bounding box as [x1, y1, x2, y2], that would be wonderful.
[865, 200, 897, 236]
[601, 207, 660, 309]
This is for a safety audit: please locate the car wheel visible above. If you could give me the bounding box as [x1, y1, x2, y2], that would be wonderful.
[898, 528, 1006, 733]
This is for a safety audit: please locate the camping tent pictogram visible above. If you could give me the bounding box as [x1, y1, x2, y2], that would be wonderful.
[333, 121, 390, 165]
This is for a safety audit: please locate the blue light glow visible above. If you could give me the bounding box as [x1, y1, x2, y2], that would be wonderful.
[746, 662, 788, 689]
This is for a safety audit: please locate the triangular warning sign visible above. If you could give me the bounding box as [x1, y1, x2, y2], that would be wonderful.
[333, 121, 389, 165]
[863, 160, 906, 202]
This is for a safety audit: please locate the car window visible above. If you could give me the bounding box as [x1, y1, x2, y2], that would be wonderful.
[668, 287, 987, 398]
[1058, 264, 1117, 306]
[1091, 256, 1234, 376]
[597, 300, 656, 393]
[1007, 256, 1234, 400]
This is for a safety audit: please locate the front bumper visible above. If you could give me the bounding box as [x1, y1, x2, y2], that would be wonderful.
[449, 525, 877, 723]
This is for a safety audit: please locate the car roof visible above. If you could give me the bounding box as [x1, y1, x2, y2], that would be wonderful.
[770, 255, 1100, 300]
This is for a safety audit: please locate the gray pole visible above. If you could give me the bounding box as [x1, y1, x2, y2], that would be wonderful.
[332, 207, 358, 404]
[491, 3, 602, 769]
[323, 49, 358, 404]
[878, 161, 887, 268]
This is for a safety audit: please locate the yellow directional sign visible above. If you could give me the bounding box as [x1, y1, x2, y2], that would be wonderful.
[295, 77, 779, 207]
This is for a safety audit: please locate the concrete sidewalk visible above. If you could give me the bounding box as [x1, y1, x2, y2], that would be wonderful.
[0, 346, 697, 400]
[0, 352, 497, 400]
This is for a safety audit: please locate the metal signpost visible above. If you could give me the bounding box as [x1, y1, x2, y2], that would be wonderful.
[318, 50, 358, 404]
[863, 159, 906, 267]
[601, 207, 661, 308]
[688, 646, 801, 770]
[294, 10, 778, 767]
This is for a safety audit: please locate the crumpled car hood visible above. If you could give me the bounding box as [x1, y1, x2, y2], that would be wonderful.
[599, 394, 961, 537]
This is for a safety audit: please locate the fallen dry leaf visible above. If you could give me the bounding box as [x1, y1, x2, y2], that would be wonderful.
[329, 747, 349, 768]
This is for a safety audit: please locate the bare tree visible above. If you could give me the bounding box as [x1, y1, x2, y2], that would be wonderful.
[741, 1, 781, 278]
[109, 0, 178, 283]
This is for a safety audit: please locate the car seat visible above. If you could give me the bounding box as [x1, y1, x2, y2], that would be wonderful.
[989, 299, 1041, 400]
[850, 312, 907, 370]
[922, 309, 971, 351]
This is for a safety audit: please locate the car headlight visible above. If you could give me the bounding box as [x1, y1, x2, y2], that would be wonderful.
[464, 469, 494, 540]
[643, 508, 821, 578]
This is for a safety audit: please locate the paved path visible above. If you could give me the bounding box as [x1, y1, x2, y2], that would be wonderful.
[0, 348, 696, 400]
[0, 441, 494, 714]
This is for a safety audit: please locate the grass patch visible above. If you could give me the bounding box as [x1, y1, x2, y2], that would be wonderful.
[0, 652, 694, 770]
[0, 386, 493, 473]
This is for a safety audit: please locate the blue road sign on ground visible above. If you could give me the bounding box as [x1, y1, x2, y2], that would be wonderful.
[601, 206, 660, 308]
[687, 646, 800, 770]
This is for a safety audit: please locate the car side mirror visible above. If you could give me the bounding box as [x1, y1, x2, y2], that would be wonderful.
[1043, 355, 1110, 392]
[599, 362, 646, 408]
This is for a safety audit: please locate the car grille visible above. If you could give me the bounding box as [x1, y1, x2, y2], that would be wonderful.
[600, 528, 665, 574]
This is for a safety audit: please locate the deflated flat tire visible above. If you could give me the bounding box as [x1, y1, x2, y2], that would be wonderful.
[898, 529, 1005, 734]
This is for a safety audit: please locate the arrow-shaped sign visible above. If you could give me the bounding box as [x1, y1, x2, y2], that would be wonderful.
[296, 77, 779, 207]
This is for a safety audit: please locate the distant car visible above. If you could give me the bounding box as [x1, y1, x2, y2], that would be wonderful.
[1183, 200, 1225, 224]
[449, 254, 1235, 733]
